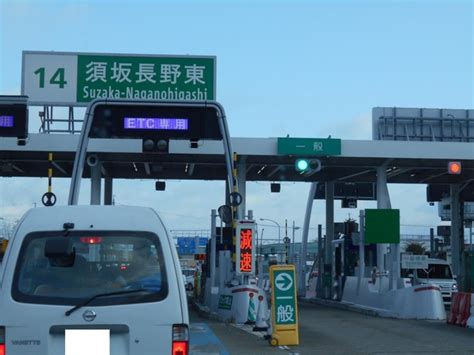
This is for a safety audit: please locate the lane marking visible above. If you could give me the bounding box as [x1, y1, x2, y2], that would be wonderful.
[190, 322, 230, 355]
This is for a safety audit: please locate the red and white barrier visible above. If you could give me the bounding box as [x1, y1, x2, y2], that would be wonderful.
[448, 292, 473, 328]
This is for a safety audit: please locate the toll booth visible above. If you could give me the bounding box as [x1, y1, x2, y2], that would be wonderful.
[329, 220, 378, 299]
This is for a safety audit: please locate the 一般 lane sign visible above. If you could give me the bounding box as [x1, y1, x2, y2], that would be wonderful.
[269, 264, 299, 346]
[277, 137, 341, 156]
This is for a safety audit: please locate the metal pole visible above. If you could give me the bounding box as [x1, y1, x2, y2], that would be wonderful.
[259, 218, 281, 261]
[278, 224, 281, 247]
[299, 182, 318, 297]
[450, 184, 462, 280]
[292, 220, 296, 264]
[104, 177, 113, 205]
[325, 181, 334, 299]
[430, 228, 435, 258]
[90, 160, 102, 205]
[210, 209, 217, 288]
[376, 165, 391, 271]
[317, 224, 323, 297]
[285, 219, 288, 264]
[357, 209, 365, 295]
[237, 160, 247, 220]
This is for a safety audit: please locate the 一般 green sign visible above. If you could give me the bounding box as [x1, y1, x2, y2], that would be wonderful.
[269, 264, 299, 346]
[277, 137, 341, 156]
[271, 267, 297, 326]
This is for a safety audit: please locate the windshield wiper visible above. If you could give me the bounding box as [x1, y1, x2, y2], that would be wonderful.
[65, 288, 153, 316]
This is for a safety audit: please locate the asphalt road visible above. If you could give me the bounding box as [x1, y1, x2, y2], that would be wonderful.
[190, 302, 474, 355]
[281, 302, 474, 355]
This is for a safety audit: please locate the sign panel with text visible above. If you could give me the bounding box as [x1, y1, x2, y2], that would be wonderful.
[22, 51, 216, 106]
[236, 220, 256, 275]
[277, 137, 341, 156]
[269, 264, 299, 346]
[401, 254, 428, 269]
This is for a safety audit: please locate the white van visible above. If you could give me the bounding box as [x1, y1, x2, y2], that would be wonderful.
[181, 269, 195, 291]
[401, 258, 458, 306]
[0, 205, 189, 355]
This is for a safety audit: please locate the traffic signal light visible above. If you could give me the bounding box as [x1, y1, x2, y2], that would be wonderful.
[142, 138, 169, 153]
[295, 158, 321, 173]
[448, 161, 461, 175]
[295, 159, 309, 172]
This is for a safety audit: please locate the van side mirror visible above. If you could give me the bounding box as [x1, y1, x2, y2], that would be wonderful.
[44, 238, 76, 267]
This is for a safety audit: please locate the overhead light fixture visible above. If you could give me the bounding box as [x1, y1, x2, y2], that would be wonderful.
[257, 165, 267, 175]
[270, 183, 281, 193]
[190, 139, 199, 148]
[155, 181, 166, 191]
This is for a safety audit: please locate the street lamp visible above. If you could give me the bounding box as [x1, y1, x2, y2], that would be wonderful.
[259, 218, 281, 245]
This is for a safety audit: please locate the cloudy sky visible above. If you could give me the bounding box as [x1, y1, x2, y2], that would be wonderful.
[0, 0, 473, 241]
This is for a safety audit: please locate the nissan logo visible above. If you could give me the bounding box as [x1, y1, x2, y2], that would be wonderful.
[82, 310, 96, 322]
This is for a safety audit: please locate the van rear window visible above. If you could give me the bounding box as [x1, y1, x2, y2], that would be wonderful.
[12, 231, 168, 306]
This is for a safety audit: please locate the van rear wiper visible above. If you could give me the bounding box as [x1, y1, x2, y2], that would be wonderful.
[65, 288, 153, 316]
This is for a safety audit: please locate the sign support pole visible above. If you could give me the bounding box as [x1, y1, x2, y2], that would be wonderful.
[298, 182, 318, 296]
[357, 209, 365, 296]
[211, 209, 217, 288]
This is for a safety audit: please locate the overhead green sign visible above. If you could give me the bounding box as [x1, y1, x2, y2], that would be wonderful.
[22, 51, 216, 106]
[365, 209, 400, 244]
[277, 137, 341, 156]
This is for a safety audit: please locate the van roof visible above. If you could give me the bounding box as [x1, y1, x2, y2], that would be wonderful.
[15, 205, 167, 235]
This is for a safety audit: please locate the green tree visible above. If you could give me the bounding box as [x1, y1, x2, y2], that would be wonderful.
[404, 242, 426, 255]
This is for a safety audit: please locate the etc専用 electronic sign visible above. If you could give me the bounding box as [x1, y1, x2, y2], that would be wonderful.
[89, 104, 222, 140]
[123, 117, 189, 131]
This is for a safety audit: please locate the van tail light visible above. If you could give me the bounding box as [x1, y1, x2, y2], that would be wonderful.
[172, 324, 188, 355]
[0, 326, 5, 355]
